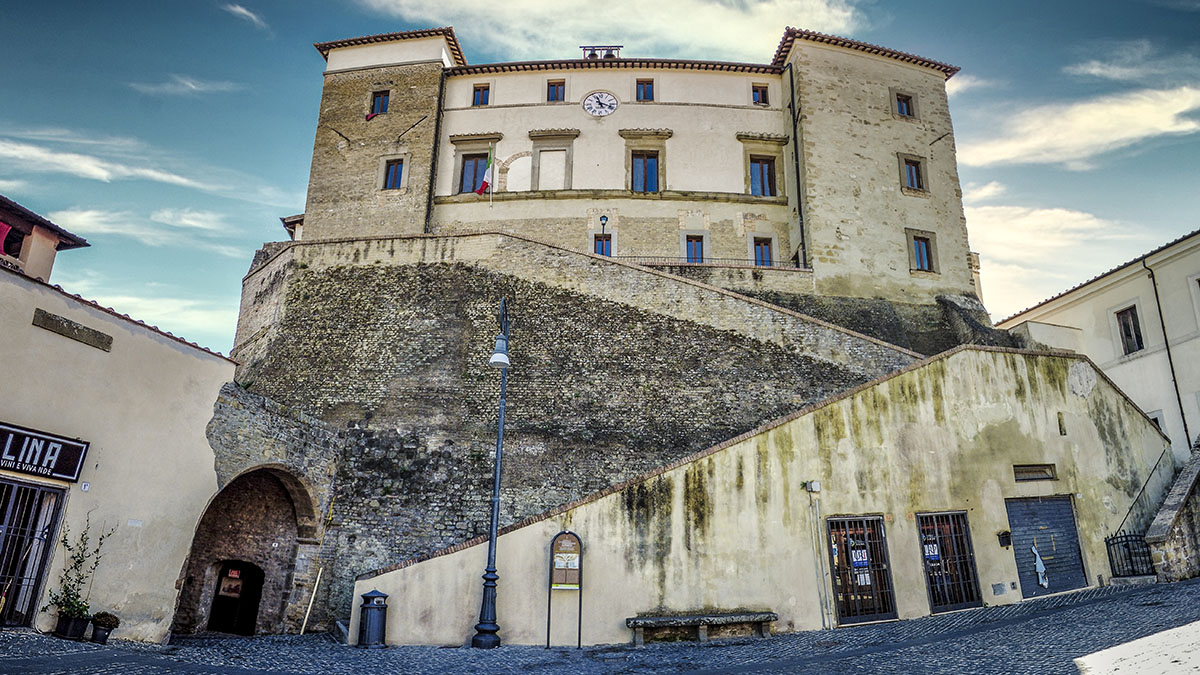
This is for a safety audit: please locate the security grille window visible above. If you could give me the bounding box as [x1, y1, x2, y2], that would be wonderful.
[750, 157, 777, 196]
[752, 84, 769, 105]
[754, 237, 772, 266]
[912, 236, 933, 271]
[0, 479, 63, 627]
[917, 512, 983, 613]
[547, 80, 565, 102]
[631, 151, 659, 193]
[460, 153, 489, 193]
[686, 235, 704, 263]
[895, 93, 914, 117]
[383, 160, 403, 189]
[371, 90, 389, 114]
[473, 84, 490, 106]
[636, 79, 654, 102]
[827, 516, 898, 624]
[593, 233, 611, 256]
[1116, 306, 1144, 354]
[904, 159, 924, 190]
[1013, 464, 1057, 482]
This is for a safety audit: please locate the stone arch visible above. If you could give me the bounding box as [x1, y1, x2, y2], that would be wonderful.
[171, 467, 315, 635]
[497, 150, 532, 192]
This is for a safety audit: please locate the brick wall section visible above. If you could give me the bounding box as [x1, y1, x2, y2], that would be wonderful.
[303, 62, 443, 240]
[1147, 443, 1200, 581]
[170, 471, 299, 635]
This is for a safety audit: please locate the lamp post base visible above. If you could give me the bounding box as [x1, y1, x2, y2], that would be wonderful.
[471, 630, 501, 649]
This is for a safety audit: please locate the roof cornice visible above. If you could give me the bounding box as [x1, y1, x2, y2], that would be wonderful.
[447, 57, 781, 76]
[314, 27, 467, 66]
[771, 27, 959, 78]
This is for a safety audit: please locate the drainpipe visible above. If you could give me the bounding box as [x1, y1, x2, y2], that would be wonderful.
[424, 69, 447, 234]
[783, 62, 808, 269]
[1143, 259, 1191, 449]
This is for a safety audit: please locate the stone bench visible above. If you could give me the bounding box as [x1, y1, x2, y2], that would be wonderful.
[625, 611, 778, 647]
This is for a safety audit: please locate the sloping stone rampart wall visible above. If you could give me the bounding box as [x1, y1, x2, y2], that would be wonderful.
[1147, 445, 1200, 581]
[229, 233, 919, 619]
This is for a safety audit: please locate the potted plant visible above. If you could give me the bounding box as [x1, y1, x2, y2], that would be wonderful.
[44, 517, 114, 640]
[90, 611, 120, 644]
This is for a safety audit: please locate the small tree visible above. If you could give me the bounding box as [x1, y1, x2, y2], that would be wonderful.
[44, 516, 115, 619]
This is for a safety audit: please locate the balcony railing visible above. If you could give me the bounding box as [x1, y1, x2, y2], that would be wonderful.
[613, 255, 806, 269]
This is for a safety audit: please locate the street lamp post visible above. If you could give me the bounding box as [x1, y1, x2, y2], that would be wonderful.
[472, 298, 510, 649]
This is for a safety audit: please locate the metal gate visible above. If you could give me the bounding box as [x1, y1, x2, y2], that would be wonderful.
[917, 512, 983, 613]
[0, 478, 64, 626]
[1004, 496, 1088, 599]
[827, 516, 897, 624]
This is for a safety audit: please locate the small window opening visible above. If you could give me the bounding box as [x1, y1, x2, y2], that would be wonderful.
[1013, 464, 1057, 482]
[371, 91, 389, 114]
[752, 84, 769, 105]
[636, 79, 654, 102]
[473, 84, 490, 106]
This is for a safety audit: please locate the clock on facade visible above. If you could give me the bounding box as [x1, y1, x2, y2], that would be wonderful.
[582, 91, 618, 117]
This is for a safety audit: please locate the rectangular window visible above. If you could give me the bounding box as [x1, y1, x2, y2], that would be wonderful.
[472, 84, 490, 106]
[593, 234, 611, 256]
[686, 235, 704, 263]
[631, 151, 659, 193]
[547, 80, 565, 102]
[636, 79, 654, 102]
[460, 153, 489, 193]
[750, 157, 777, 197]
[752, 84, 769, 105]
[895, 94, 914, 117]
[371, 91, 389, 114]
[904, 159, 924, 190]
[912, 236, 933, 271]
[754, 237, 773, 266]
[383, 159, 403, 189]
[1116, 306, 1144, 354]
[1013, 464, 1057, 482]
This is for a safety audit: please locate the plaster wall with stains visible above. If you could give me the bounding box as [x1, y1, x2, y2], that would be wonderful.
[351, 348, 1169, 646]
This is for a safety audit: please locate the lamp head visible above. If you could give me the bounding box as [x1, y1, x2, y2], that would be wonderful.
[488, 332, 510, 369]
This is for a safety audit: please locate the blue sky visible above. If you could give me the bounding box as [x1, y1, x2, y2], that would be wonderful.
[2, 0, 1198, 353]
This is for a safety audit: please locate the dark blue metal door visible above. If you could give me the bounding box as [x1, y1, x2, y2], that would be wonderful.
[1004, 496, 1088, 598]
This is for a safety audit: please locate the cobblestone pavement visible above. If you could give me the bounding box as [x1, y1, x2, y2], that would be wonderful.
[4, 579, 1200, 674]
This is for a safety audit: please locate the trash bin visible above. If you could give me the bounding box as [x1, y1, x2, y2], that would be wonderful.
[358, 589, 388, 648]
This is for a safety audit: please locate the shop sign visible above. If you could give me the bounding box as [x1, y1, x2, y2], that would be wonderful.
[0, 421, 89, 482]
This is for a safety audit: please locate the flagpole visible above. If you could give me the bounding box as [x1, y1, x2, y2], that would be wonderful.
[489, 142, 494, 208]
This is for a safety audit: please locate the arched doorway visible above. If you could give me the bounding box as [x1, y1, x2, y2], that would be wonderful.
[171, 468, 313, 635]
[208, 561, 265, 635]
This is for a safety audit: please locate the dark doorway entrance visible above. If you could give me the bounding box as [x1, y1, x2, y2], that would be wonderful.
[207, 561, 264, 635]
[0, 478, 63, 627]
[827, 516, 897, 625]
[918, 511, 983, 613]
[1005, 496, 1088, 598]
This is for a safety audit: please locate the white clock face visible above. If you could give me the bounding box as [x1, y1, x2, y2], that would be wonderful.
[582, 91, 618, 117]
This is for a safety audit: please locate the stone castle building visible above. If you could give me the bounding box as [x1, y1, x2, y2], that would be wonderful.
[4, 25, 1188, 646]
[212, 25, 1168, 642]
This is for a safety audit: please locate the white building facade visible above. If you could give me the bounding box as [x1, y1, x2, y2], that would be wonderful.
[999, 230, 1200, 461]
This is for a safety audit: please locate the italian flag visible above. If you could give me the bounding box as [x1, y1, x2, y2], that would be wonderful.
[473, 145, 494, 196]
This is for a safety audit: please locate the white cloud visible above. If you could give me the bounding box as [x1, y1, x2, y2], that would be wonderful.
[0, 127, 299, 208]
[222, 3, 269, 31]
[945, 74, 992, 97]
[355, 0, 861, 62]
[149, 208, 231, 232]
[49, 208, 245, 258]
[1064, 39, 1200, 83]
[958, 86, 1200, 168]
[0, 178, 28, 192]
[962, 181, 1005, 204]
[966, 204, 1158, 320]
[0, 139, 211, 188]
[130, 75, 243, 96]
